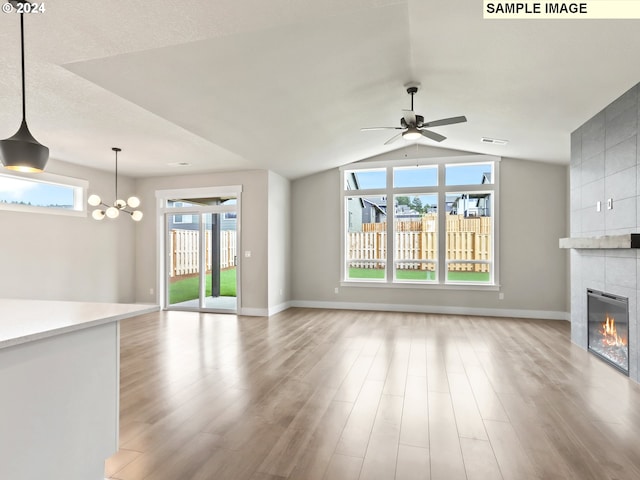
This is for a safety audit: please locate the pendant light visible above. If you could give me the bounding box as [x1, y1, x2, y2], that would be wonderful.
[88, 148, 143, 221]
[0, 6, 49, 172]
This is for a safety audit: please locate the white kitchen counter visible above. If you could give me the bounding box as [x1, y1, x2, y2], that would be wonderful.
[0, 299, 158, 480]
[0, 298, 158, 349]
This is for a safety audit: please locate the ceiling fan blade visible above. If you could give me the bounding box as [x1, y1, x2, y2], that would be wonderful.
[361, 127, 403, 131]
[384, 132, 404, 145]
[422, 116, 467, 128]
[402, 110, 417, 127]
[420, 129, 446, 142]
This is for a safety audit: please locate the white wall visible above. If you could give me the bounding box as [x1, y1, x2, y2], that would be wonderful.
[267, 171, 291, 313]
[0, 158, 137, 303]
[291, 146, 568, 319]
[2, 149, 566, 318]
[133, 170, 270, 313]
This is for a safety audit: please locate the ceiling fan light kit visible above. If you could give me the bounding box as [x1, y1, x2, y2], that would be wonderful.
[88, 148, 143, 222]
[362, 84, 467, 145]
[0, 4, 49, 173]
[402, 127, 422, 140]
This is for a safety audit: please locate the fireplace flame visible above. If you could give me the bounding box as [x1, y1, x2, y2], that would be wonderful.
[600, 315, 627, 347]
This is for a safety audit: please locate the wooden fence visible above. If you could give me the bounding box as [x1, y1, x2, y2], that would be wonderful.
[349, 214, 491, 272]
[170, 229, 237, 277]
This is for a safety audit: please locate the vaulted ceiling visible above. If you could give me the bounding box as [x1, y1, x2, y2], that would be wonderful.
[1, 0, 639, 179]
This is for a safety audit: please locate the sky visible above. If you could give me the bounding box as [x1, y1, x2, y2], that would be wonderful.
[353, 163, 492, 189]
[0, 175, 74, 207]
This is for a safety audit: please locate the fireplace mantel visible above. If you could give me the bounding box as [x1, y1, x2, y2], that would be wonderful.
[559, 234, 640, 249]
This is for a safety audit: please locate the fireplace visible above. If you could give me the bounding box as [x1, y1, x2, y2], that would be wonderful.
[587, 289, 629, 375]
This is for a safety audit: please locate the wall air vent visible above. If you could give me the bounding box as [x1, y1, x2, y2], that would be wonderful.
[481, 137, 508, 145]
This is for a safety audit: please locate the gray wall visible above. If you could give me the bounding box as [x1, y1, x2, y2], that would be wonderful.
[569, 82, 639, 382]
[291, 145, 568, 318]
[0, 158, 136, 303]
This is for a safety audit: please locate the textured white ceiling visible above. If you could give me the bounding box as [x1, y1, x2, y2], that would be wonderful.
[1, 0, 640, 178]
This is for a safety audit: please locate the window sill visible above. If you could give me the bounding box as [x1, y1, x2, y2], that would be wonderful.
[0, 203, 87, 217]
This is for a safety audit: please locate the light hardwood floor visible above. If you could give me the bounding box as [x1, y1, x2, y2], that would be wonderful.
[105, 308, 640, 480]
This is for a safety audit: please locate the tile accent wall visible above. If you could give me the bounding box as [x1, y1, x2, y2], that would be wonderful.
[570, 83, 639, 382]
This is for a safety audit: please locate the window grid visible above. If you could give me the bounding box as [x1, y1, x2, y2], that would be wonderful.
[343, 158, 497, 287]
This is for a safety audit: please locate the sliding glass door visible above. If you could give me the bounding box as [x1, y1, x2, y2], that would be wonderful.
[167, 211, 202, 308]
[202, 212, 237, 310]
[164, 198, 238, 312]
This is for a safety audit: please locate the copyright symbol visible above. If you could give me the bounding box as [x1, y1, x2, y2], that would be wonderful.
[2, 3, 13, 13]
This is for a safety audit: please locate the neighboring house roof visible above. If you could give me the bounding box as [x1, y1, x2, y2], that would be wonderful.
[482, 172, 492, 184]
[395, 205, 421, 216]
[362, 197, 387, 216]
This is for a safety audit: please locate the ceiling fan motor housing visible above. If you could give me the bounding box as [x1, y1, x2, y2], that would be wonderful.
[401, 114, 424, 128]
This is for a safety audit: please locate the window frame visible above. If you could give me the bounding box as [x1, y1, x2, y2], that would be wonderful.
[344, 193, 389, 282]
[392, 192, 439, 283]
[0, 170, 88, 217]
[340, 155, 500, 290]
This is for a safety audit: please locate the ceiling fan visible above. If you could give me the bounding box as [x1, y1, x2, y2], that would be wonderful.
[362, 84, 467, 145]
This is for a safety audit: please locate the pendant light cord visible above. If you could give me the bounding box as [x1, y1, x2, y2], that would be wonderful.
[20, 12, 26, 120]
[114, 148, 119, 200]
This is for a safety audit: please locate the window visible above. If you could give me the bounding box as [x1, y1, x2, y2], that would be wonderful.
[345, 195, 387, 280]
[394, 194, 438, 282]
[393, 165, 437, 188]
[342, 157, 498, 287]
[445, 162, 493, 186]
[167, 201, 194, 224]
[0, 171, 87, 216]
[166, 198, 238, 226]
[445, 192, 493, 282]
[345, 168, 386, 190]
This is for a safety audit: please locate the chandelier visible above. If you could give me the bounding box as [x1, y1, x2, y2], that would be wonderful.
[88, 147, 143, 221]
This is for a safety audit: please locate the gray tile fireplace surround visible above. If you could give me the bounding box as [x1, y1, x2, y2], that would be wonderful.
[569, 82, 640, 383]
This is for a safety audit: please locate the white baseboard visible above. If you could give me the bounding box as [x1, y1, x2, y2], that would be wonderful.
[238, 302, 292, 317]
[237, 307, 269, 317]
[289, 300, 570, 321]
[268, 301, 292, 316]
[238, 300, 570, 321]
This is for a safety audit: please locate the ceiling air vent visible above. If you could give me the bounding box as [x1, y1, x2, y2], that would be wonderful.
[481, 137, 508, 145]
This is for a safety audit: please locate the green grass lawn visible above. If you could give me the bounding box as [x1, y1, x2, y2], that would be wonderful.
[446, 271, 490, 282]
[348, 267, 490, 283]
[169, 268, 236, 304]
